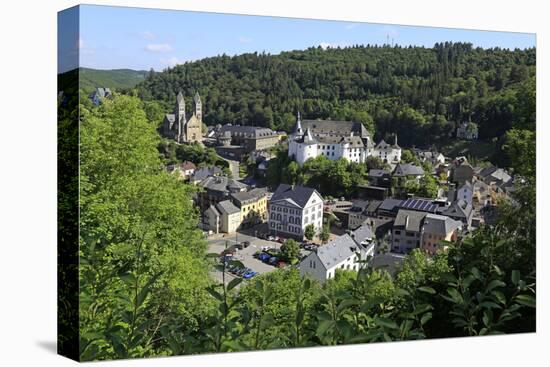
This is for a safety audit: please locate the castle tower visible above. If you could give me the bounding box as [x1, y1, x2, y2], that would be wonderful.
[194, 91, 202, 121]
[175, 91, 186, 141]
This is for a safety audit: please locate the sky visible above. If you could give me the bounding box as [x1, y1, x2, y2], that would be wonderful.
[58, 4, 536, 73]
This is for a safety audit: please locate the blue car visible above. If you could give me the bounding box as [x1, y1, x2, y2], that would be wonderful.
[243, 271, 257, 279]
[258, 253, 271, 262]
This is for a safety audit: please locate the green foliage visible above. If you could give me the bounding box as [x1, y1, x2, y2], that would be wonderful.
[267, 155, 367, 198]
[79, 67, 148, 93]
[319, 226, 331, 244]
[281, 239, 301, 263]
[304, 224, 316, 241]
[79, 95, 212, 360]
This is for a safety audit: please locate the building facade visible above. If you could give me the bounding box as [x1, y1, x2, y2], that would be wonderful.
[268, 184, 324, 239]
[230, 188, 268, 228]
[288, 113, 374, 166]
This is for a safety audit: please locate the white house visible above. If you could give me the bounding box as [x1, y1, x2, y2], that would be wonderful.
[299, 233, 374, 283]
[268, 184, 323, 239]
[372, 136, 402, 165]
[456, 121, 479, 140]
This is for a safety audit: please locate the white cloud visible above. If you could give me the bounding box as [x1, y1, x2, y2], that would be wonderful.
[76, 37, 94, 55]
[145, 43, 173, 53]
[239, 36, 252, 43]
[140, 31, 155, 40]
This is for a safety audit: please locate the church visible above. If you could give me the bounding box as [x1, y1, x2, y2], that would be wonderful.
[161, 91, 203, 144]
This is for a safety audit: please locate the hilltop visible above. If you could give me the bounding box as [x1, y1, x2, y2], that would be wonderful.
[79, 67, 148, 92]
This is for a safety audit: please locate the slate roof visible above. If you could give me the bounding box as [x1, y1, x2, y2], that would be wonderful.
[206, 204, 221, 217]
[378, 198, 404, 212]
[441, 199, 472, 219]
[316, 135, 365, 147]
[270, 184, 321, 209]
[316, 234, 358, 269]
[422, 213, 462, 236]
[218, 124, 276, 139]
[200, 176, 248, 193]
[392, 163, 425, 177]
[366, 200, 382, 213]
[216, 200, 240, 215]
[351, 224, 375, 244]
[192, 166, 223, 181]
[350, 200, 369, 212]
[230, 188, 266, 205]
[394, 209, 427, 232]
[479, 167, 512, 185]
[301, 119, 369, 138]
[369, 169, 391, 178]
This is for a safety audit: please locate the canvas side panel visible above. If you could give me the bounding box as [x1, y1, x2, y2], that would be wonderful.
[57, 5, 80, 362]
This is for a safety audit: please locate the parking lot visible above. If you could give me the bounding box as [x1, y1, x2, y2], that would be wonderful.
[207, 227, 311, 285]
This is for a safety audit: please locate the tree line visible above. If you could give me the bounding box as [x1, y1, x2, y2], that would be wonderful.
[134, 42, 534, 152]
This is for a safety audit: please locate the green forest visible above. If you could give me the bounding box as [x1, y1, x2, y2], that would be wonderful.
[70, 89, 535, 360]
[135, 42, 535, 153]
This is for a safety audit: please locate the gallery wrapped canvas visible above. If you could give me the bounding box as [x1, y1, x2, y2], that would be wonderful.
[58, 4, 536, 362]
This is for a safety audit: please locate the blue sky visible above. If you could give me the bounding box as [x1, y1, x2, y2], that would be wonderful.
[58, 4, 536, 73]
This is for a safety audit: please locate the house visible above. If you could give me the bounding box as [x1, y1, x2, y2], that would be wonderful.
[376, 198, 403, 219]
[417, 150, 446, 166]
[268, 184, 324, 239]
[190, 166, 223, 184]
[216, 200, 242, 233]
[347, 199, 382, 230]
[447, 181, 473, 205]
[230, 188, 268, 228]
[392, 163, 425, 179]
[473, 180, 491, 206]
[204, 205, 221, 234]
[391, 209, 427, 254]
[372, 136, 402, 165]
[167, 161, 196, 180]
[477, 166, 512, 187]
[161, 91, 203, 144]
[368, 170, 392, 188]
[216, 124, 279, 152]
[89, 87, 112, 106]
[421, 214, 462, 256]
[197, 175, 248, 211]
[456, 121, 479, 140]
[288, 112, 373, 166]
[441, 199, 473, 228]
[299, 234, 365, 283]
[350, 224, 376, 252]
[397, 197, 440, 214]
[450, 157, 474, 185]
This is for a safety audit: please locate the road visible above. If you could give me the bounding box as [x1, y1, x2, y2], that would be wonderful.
[220, 157, 240, 179]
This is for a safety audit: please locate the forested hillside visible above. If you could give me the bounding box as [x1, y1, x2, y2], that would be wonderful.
[80, 67, 148, 92]
[136, 42, 535, 149]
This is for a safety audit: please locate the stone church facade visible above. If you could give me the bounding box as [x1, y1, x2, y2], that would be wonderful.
[161, 91, 203, 144]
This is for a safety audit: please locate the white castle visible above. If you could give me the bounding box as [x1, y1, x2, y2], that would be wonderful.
[288, 112, 401, 166]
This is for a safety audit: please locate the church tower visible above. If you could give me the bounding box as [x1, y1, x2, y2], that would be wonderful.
[175, 91, 186, 141]
[194, 91, 202, 121]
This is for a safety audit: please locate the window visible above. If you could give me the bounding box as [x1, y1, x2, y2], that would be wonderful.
[395, 230, 401, 235]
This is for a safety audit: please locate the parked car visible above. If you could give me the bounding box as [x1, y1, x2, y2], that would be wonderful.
[243, 271, 257, 279]
[242, 241, 251, 248]
[258, 253, 271, 262]
[267, 235, 276, 241]
[268, 256, 279, 266]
